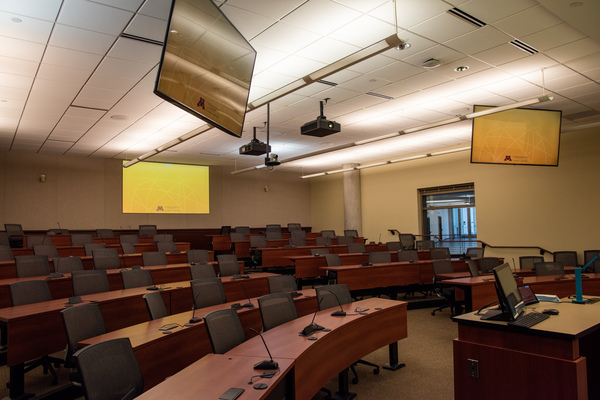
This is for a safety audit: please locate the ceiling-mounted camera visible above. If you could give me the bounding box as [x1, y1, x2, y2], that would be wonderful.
[265, 153, 280, 171]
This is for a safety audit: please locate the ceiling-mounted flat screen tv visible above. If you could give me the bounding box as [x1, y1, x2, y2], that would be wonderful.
[470, 105, 562, 166]
[154, 0, 256, 138]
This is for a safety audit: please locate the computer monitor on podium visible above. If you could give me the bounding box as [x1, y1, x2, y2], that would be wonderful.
[482, 263, 525, 321]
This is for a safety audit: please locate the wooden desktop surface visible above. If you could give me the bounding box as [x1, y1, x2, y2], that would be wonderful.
[79, 289, 317, 390]
[227, 297, 407, 400]
[453, 300, 600, 400]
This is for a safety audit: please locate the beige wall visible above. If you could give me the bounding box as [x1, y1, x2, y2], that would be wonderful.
[310, 126, 600, 263]
[0, 152, 311, 230]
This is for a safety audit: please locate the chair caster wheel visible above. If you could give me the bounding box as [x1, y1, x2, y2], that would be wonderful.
[373, 368, 380, 374]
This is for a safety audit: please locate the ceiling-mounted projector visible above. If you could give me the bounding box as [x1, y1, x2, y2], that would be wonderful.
[301, 99, 341, 137]
[239, 127, 271, 155]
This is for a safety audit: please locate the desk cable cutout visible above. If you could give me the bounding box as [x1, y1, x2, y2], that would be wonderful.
[248, 370, 278, 384]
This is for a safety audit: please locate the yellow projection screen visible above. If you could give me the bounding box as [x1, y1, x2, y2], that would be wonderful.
[471, 106, 561, 166]
[123, 162, 209, 214]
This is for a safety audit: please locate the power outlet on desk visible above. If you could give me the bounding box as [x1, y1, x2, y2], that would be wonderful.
[468, 359, 479, 379]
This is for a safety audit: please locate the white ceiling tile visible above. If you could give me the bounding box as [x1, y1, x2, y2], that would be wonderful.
[520, 23, 585, 52]
[107, 37, 162, 65]
[392, 0, 450, 30]
[410, 12, 476, 44]
[74, 86, 126, 110]
[223, 0, 305, 21]
[492, 4, 563, 39]
[42, 46, 103, 70]
[329, 14, 395, 48]
[267, 55, 326, 79]
[36, 63, 91, 85]
[250, 22, 321, 54]
[50, 24, 116, 54]
[401, 44, 464, 69]
[444, 26, 512, 55]
[124, 13, 168, 43]
[0, 10, 54, 43]
[138, 0, 171, 20]
[295, 37, 360, 64]
[458, 0, 538, 24]
[283, 0, 361, 36]
[0, 85, 28, 102]
[369, 60, 423, 82]
[0, 0, 62, 21]
[472, 42, 528, 67]
[496, 53, 559, 77]
[0, 36, 45, 62]
[57, 0, 134, 36]
[92, 0, 144, 12]
[0, 71, 34, 90]
[0, 55, 39, 77]
[544, 37, 600, 63]
[222, 7, 275, 40]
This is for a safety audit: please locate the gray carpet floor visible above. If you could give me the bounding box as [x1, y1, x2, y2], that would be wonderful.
[0, 305, 457, 400]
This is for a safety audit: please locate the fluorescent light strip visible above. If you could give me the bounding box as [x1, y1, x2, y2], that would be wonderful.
[300, 147, 471, 179]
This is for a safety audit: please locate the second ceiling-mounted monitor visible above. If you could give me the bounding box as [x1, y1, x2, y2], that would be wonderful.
[154, 0, 257, 138]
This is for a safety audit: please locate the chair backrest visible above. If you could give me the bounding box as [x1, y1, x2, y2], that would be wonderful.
[219, 226, 231, 235]
[416, 240, 434, 250]
[311, 248, 330, 255]
[187, 249, 211, 264]
[5, 223, 24, 237]
[121, 269, 153, 289]
[96, 229, 114, 238]
[430, 247, 451, 260]
[257, 292, 298, 331]
[72, 270, 110, 296]
[289, 236, 306, 247]
[229, 232, 246, 242]
[73, 337, 143, 400]
[189, 263, 217, 280]
[234, 226, 251, 235]
[267, 275, 297, 293]
[336, 236, 354, 245]
[399, 234, 415, 250]
[344, 229, 358, 237]
[157, 242, 177, 253]
[386, 241, 403, 251]
[466, 247, 484, 258]
[466, 260, 480, 277]
[10, 280, 52, 306]
[249, 235, 268, 248]
[0, 232, 9, 247]
[287, 223, 301, 231]
[61, 303, 106, 367]
[121, 242, 137, 255]
[48, 229, 69, 235]
[191, 278, 227, 309]
[584, 250, 600, 273]
[153, 234, 173, 243]
[347, 242, 366, 253]
[553, 251, 578, 267]
[290, 229, 306, 239]
[54, 256, 84, 274]
[71, 233, 94, 246]
[141, 251, 167, 267]
[432, 259, 454, 283]
[369, 251, 392, 264]
[315, 236, 332, 246]
[265, 230, 282, 240]
[203, 309, 246, 354]
[92, 248, 121, 270]
[519, 256, 544, 270]
[119, 234, 139, 244]
[216, 254, 239, 276]
[324, 253, 342, 267]
[15, 255, 50, 277]
[321, 230, 336, 238]
[138, 225, 157, 237]
[0, 245, 14, 261]
[397, 250, 418, 262]
[143, 292, 168, 320]
[535, 261, 565, 276]
[84, 243, 105, 256]
[316, 284, 352, 310]
[26, 235, 52, 247]
[33, 244, 59, 259]
[478, 257, 501, 274]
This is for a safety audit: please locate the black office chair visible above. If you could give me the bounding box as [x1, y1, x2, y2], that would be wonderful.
[234, 226, 251, 235]
[324, 253, 342, 284]
[189, 263, 217, 280]
[138, 224, 157, 237]
[73, 338, 144, 400]
[0, 245, 15, 261]
[347, 242, 366, 253]
[336, 236, 354, 245]
[267, 275, 298, 294]
[535, 262, 565, 277]
[257, 292, 298, 331]
[157, 241, 177, 253]
[399, 234, 415, 250]
[95, 229, 114, 238]
[344, 229, 358, 237]
[121, 242, 137, 255]
[61, 303, 107, 369]
[153, 234, 173, 243]
[519, 256, 544, 270]
[54, 256, 84, 274]
[315, 236, 332, 246]
[84, 242, 105, 256]
[321, 230, 336, 238]
[386, 241, 403, 251]
[15, 254, 51, 277]
[553, 251, 578, 268]
[5, 223, 24, 248]
[466, 247, 483, 258]
[478, 257, 501, 274]
[190, 278, 227, 309]
[141, 251, 167, 267]
[92, 248, 121, 270]
[70, 233, 94, 246]
[430, 247, 451, 260]
[72, 270, 110, 296]
[216, 254, 240, 276]
[119, 234, 139, 245]
[187, 249, 211, 264]
[466, 260, 480, 277]
[416, 240, 434, 250]
[584, 250, 600, 272]
[431, 260, 460, 316]
[143, 292, 168, 320]
[10, 280, 62, 385]
[33, 244, 59, 259]
[121, 268, 153, 289]
[369, 251, 391, 264]
[203, 309, 246, 354]
[316, 284, 379, 384]
[397, 250, 418, 262]
[289, 235, 306, 247]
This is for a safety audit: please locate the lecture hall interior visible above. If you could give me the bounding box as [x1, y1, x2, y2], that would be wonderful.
[1, 0, 600, 399]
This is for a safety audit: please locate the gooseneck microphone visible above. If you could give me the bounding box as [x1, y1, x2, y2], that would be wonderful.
[187, 289, 204, 324]
[249, 328, 278, 370]
[231, 280, 254, 310]
[301, 296, 326, 336]
[323, 289, 346, 316]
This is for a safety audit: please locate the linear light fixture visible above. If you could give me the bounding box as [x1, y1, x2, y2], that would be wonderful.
[300, 147, 471, 179]
[125, 34, 407, 169]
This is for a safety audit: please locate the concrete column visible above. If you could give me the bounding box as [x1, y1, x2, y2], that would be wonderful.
[342, 163, 362, 235]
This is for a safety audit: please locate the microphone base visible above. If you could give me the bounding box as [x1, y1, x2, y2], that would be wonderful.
[331, 310, 346, 316]
[254, 360, 279, 370]
[301, 323, 325, 337]
[242, 302, 254, 308]
[188, 316, 201, 324]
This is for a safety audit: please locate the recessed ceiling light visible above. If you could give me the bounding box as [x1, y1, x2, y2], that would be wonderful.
[11, 17, 22, 23]
[454, 66, 469, 72]
[396, 43, 411, 50]
[110, 115, 130, 121]
[170, 29, 178, 34]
